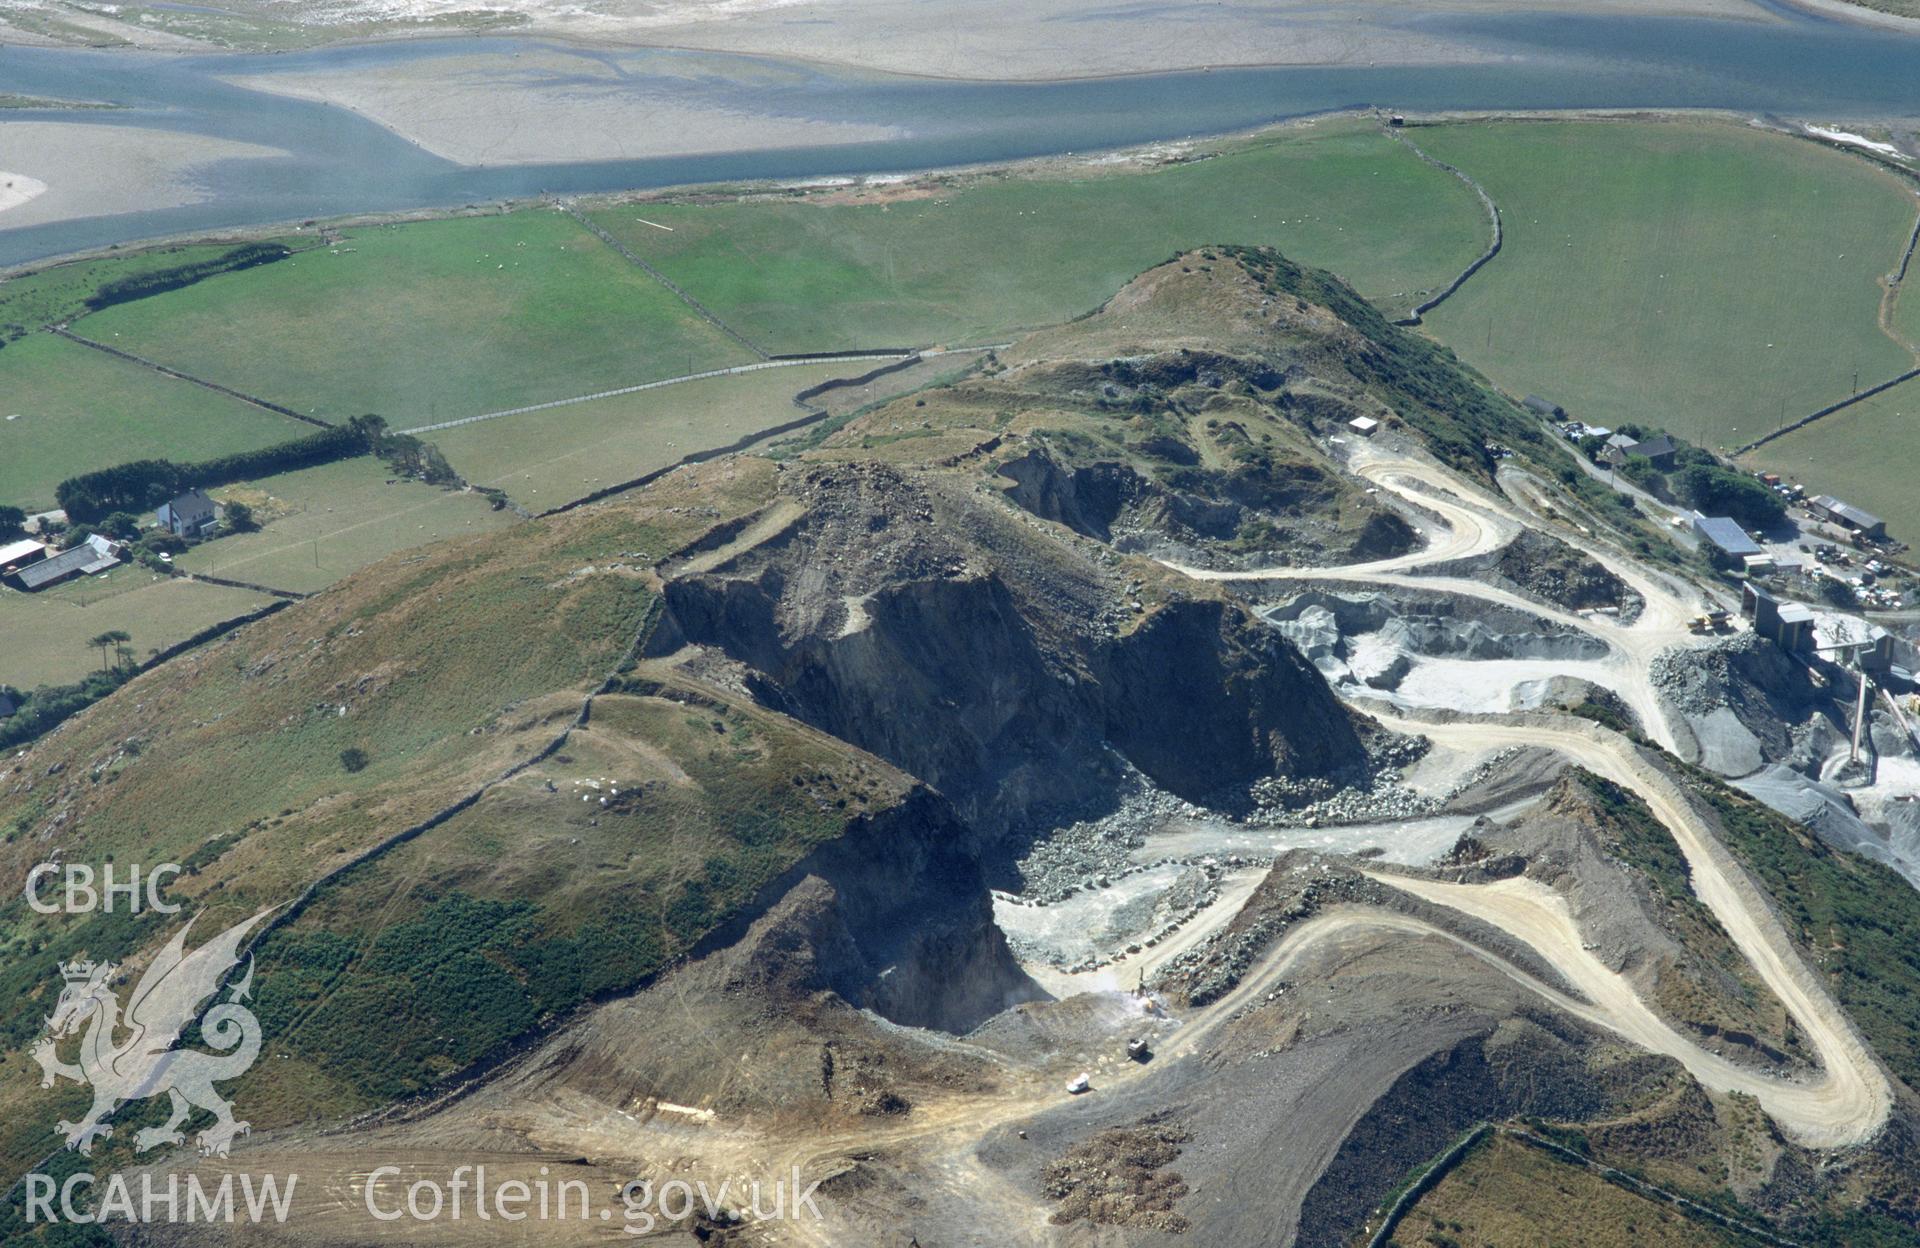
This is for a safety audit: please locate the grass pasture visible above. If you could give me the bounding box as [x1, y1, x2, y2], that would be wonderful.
[1416, 120, 1920, 453]
[75, 210, 757, 427]
[1744, 379, 1920, 540]
[178, 457, 518, 593]
[0, 332, 315, 509]
[431, 360, 873, 508]
[0, 237, 299, 339]
[585, 123, 1490, 352]
[0, 570, 272, 687]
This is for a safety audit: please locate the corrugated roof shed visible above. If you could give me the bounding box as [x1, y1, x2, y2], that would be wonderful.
[15, 543, 119, 591]
[0, 539, 45, 568]
[1832, 502, 1884, 532]
[1693, 515, 1762, 558]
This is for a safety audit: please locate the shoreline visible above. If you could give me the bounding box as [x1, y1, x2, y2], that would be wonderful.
[12, 0, 1920, 81]
[0, 105, 1831, 281]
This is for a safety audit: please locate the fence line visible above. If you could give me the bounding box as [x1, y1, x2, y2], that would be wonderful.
[1732, 366, 1920, 455]
[49, 327, 332, 429]
[399, 354, 917, 435]
[1386, 126, 1504, 327]
[555, 201, 769, 360]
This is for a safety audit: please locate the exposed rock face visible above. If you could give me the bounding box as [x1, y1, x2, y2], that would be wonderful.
[996, 450, 1137, 542]
[697, 785, 1047, 1033]
[995, 435, 1415, 569]
[661, 460, 1366, 837]
[1417, 527, 1638, 614]
[1264, 586, 1609, 694]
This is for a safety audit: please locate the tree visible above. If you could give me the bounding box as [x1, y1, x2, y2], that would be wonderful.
[1675, 464, 1786, 531]
[339, 747, 369, 773]
[98, 512, 142, 542]
[0, 505, 26, 540]
[224, 501, 258, 532]
[86, 630, 131, 673]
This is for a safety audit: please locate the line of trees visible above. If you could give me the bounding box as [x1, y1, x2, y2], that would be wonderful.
[82, 242, 292, 314]
[53, 415, 443, 522]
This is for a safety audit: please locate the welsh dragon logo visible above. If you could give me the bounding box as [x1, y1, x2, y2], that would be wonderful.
[32, 909, 272, 1158]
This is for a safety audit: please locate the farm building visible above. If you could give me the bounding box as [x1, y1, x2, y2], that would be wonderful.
[1693, 515, 1762, 559]
[1348, 416, 1380, 437]
[0, 538, 47, 579]
[1807, 495, 1886, 539]
[1599, 432, 1677, 470]
[10, 536, 121, 592]
[1523, 395, 1565, 419]
[1599, 433, 1638, 465]
[1631, 434, 1677, 467]
[157, 489, 220, 538]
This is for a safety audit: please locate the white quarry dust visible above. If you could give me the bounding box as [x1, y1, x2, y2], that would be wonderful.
[1384, 655, 1624, 714]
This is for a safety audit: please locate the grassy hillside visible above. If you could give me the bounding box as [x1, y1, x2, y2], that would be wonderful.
[241, 681, 905, 1121]
[0, 457, 829, 1172]
[1417, 120, 1918, 452]
[1226, 246, 1555, 478]
[75, 210, 757, 425]
[584, 122, 1489, 349]
[1678, 762, 1920, 1095]
[0, 333, 314, 510]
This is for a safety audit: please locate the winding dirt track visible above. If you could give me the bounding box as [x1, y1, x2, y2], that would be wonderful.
[1161, 446, 1889, 1147]
[782, 447, 1889, 1243]
[1369, 713, 1889, 1147]
[1167, 447, 1706, 751]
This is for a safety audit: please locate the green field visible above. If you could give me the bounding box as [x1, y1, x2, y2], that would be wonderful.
[0, 238, 297, 339]
[585, 123, 1490, 351]
[1744, 380, 1920, 539]
[0, 332, 313, 509]
[1417, 120, 1919, 452]
[77, 210, 756, 426]
[432, 361, 872, 508]
[176, 457, 519, 593]
[0, 570, 272, 687]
